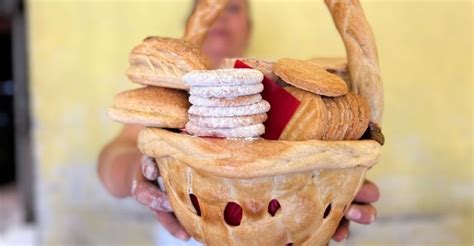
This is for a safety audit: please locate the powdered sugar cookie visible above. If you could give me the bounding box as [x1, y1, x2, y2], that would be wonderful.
[188, 100, 270, 117]
[188, 113, 267, 128]
[189, 94, 262, 107]
[185, 122, 265, 138]
[183, 68, 263, 86]
[189, 83, 264, 98]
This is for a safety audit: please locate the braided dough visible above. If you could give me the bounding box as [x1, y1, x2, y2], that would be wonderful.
[183, 0, 230, 47]
[325, 0, 384, 124]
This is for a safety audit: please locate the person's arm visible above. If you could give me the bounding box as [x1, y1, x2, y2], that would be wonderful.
[98, 124, 142, 197]
[97, 124, 190, 241]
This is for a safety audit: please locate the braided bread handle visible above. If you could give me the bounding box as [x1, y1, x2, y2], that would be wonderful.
[183, 0, 384, 126]
[325, 0, 384, 125]
[183, 0, 229, 47]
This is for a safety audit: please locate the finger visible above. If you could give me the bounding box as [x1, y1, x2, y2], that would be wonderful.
[141, 155, 159, 181]
[131, 167, 172, 212]
[332, 219, 350, 242]
[354, 179, 380, 203]
[345, 203, 377, 224]
[152, 210, 191, 241]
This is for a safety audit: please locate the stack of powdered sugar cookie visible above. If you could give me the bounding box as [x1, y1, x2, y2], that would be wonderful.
[182, 68, 270, 138]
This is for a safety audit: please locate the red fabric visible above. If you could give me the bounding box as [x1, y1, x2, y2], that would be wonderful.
[234, 60, 301, 140]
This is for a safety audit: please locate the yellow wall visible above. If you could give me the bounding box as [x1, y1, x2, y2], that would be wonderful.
[28, 0, 472, 244]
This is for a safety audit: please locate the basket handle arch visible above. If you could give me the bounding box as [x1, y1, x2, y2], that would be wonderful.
[183, 0, 384, 125]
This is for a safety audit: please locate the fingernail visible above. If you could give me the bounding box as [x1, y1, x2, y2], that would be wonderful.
[163, 200, 173, 211]
[370, 214, 376, 223]
[176, 231, 189, 241]
[346, 208, 361, 220]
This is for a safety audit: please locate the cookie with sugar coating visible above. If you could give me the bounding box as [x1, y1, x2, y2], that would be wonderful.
[183, 68, 263, 87]
[188, 113, 267, 129]
[188, 100, 270, 117]
[189, 83, 264, 98]
[185, 122, 265, 138]
[189, 94, 262, 107]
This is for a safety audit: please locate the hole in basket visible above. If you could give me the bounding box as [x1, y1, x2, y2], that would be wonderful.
[326, 68, 337, 74]
[323, 203, 332, 219]
[285, 243, 293, 246]
[224, 202, 243, 226]
[268, 199, 281, 216]
[189, 194, 201, 216]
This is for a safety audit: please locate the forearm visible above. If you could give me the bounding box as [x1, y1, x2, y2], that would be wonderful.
[98, 141, 141, 198]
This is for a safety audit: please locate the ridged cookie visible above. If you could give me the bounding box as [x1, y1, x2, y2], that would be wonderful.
[280, 86, 328, 141]
[126, 37, 208, 90]
[108, 86, 189, 128]
[273, 58, 348, 97]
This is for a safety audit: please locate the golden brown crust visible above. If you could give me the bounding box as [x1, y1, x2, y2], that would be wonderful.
[353, 93, 371, 139]
[333, 96, 351, 140]
[344, 93, 360, 140]
[306, 57, 347, 72]
[138, 127, 381, 179]
[108, 86, 189, 128]
[157, 156, 369, 246]
[280, 86, 328, 141]
[322, 96, 340, 140]
[273, 58, 349, 97]
[183, 0, 229, 47]
[325, 0, 384, 124]
[220, 58, 279, 82]
[126, 37, 208, 90]
[307, 57, 351, 85]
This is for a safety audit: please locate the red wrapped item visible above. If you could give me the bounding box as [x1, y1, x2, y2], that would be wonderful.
[234, 60, 301, 140]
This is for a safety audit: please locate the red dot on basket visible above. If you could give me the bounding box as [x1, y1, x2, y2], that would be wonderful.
[268, 199, 281, 216]
[189, 194, 201, 216]
[224, 202, 243, 226]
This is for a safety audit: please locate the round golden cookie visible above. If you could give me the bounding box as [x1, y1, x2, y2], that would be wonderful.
[220, 58, 279, 82]
[108, 86, 189, 128]
[333, 96, 352, 140]
[343, 93, 360, 140]
[279, 86, 328, 141]
[353, 94, 371, 139]
[321, 96, 341, 140]
[273, 58, 349, 97]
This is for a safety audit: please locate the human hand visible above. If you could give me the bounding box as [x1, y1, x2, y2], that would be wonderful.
[332, 179, 380, 242]
[131, 155, 191, 241]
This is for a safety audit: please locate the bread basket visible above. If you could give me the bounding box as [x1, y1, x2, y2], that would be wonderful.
[138, 0, 384, 245]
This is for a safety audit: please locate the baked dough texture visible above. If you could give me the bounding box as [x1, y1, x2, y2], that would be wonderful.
[108, 86, 189, 128]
